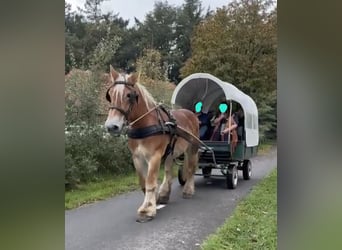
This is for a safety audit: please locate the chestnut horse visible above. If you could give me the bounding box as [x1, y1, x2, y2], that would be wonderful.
[104, 66, 199, 222]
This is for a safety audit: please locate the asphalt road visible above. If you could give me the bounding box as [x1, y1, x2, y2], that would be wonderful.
[65, 148, 277, 250]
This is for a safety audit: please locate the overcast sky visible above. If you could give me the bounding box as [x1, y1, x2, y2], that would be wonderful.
[67, 0, 232, 26]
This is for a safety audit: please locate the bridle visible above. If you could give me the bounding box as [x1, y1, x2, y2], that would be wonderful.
[106, 80, 139, 121]
[104, 77, 206, 152]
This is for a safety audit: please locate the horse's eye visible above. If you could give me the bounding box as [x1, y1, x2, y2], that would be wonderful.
[126, 93, 131, 98]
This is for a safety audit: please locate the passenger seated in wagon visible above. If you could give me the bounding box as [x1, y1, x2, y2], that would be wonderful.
[210, 102, 239, 152]
[194, 101, 212, 140]
[210, 101, 229, 141]
[221, 114, 238, 152]
[233, 107, 245, 140]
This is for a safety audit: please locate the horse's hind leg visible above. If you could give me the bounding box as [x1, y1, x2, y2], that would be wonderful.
[182, 147, 198, 199]
[157, 155, 173, 204]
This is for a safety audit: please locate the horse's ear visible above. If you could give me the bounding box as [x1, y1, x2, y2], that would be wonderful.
[128, 73, 138, 85]
[109, 65, 119, 82]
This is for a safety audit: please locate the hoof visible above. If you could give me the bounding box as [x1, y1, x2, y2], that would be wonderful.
[157, 196, 169, 204]
[136, 215, 154, 223]
[182, 192, 193, 199]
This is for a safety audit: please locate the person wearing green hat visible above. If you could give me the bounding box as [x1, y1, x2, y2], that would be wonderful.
[210, 101, 230, 141]
[194, 101, 211, 139]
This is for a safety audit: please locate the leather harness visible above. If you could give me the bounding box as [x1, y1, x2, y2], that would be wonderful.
[106, 80, 181, 158]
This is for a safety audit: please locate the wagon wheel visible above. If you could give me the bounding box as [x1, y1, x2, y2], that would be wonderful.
[226, 165, 238, 189]
[242, 160, 252, 180]
[178, 167, 186, 186]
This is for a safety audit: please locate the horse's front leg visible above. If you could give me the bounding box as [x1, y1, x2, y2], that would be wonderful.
[132, 155, 146, 194]
[157, 154, 173, 204]
[137, 153, 161, 222]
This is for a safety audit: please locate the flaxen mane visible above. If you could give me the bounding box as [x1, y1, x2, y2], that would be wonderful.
[135, 83, 156, 109]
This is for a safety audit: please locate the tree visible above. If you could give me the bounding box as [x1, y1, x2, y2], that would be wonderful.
[90, 28, 121, 71]
[170, 0, 204, 82]
[65, 2, 88, 73]
[181, 0, 277, 140]
[111, 27, 143, 72]
[139, 1, 178, 52]
[65, 0, 130, 73]
[176, 0, 203, 60]
[81, 0, 109, 23]
[133, 0, 207, 83]
[133, 1, 178, 79]
[136, 49, 167, 81]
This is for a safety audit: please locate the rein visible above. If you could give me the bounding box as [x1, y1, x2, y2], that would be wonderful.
[106, 79, 202, 149]
[128, 105, 160, 127]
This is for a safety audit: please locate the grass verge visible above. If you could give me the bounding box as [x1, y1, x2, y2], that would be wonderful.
[201, 168, 277, 250]
[65, 173, 139, 209]
[65, 167, 178, 210]
[258, 141, 276, 155]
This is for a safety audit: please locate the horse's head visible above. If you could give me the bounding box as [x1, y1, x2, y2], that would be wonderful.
[104, 65, 138, 135]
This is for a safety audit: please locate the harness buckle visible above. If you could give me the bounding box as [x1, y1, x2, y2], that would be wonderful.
[164, 121, 176, 127]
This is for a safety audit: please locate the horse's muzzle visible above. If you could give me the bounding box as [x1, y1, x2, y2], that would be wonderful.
[106, 124, 121, 134]
[105, 117, 125, 136]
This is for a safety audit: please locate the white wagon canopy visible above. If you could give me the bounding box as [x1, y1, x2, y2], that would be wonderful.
[171, 73, 259, 147]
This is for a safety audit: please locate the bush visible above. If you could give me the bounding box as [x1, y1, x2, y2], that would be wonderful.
[65, 69, 101, 125]
[65, 125, 133, 188]
[65, 70, 134, 189]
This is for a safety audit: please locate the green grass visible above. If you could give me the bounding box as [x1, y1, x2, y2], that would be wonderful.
[65, 167, 178, 210]
[258, 141, 276, 155]
[65, 173, 139, 209]
[201, 168, 277, 250]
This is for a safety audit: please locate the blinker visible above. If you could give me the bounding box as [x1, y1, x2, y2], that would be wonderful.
[127, 91, 139, 104]
[106, 88, 111, 102]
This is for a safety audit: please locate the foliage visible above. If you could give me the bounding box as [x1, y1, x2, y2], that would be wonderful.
[80, 0, 109, 22]
[136, 0, 207, 82]
[65, 125, 133, 188]
[141, 78, 176, 106]
[89, 27, 121, 71]
[141, 2, 178, 52]
[136, 49, 168, 81]
[171, 0, 205, 82]
[65, 70, 134, 188]
[65, 0, 208, 81]
[65, 0, 128, 73]
[135, 48, 176, 104]
[201, 168, 277, 249]
[181, 0, 277, 140]
[65, 69, 101, 125]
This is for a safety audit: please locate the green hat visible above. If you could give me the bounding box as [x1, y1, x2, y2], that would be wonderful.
[219, 103, 228, 113]
[195, 101, 203, 113]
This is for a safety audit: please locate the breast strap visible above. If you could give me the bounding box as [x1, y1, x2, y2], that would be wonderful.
[127, 124, 176, 139]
